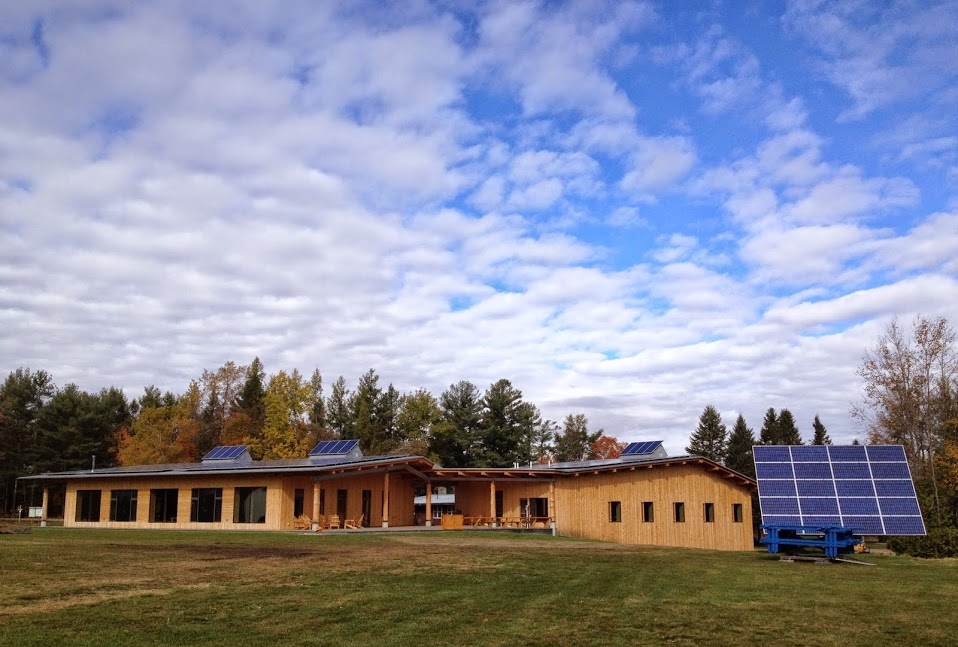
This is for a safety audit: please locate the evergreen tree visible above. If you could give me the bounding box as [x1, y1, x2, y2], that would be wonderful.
[778, 409, 803, 444]
[686, 405, 728, 463]
[234, 358, 266, 431]
[431, 381, 482, 467]
[325, 376, 351, 438]
[477, 379, 526, 467]
[812, 414, 832, 445]
[725, 414, 756, 479]
[306, 368, 328, 444]
[554, 414, 601, 462]
[759, 408, 779, 445]
[349, 369, 383, 453]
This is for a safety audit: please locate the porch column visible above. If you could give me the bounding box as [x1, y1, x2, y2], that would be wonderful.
[424, 481, 432, 527]
[41, 487, 49, 527]
[489, 480, 497, 527]
[311, 481, 321, 531]
[382, 471, 390, 528]
[549, 481, 556, 535]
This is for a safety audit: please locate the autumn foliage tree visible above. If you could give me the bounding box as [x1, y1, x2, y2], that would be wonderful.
[591, 434, 625, 459]
[855, 315, 958, 526]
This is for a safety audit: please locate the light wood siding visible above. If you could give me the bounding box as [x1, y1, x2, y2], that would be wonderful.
[62, 471, 418, 531]
[316, 472, 416, 527]
[451, 481, 552, 517]
[554, 465, 753, 551]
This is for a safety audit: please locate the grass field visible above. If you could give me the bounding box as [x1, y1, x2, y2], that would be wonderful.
[2, 529, 957, 647]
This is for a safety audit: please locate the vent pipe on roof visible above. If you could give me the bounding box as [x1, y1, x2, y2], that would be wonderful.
[91, 455, 96, 472]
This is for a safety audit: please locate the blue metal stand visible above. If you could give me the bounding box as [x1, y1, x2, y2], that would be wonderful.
[760, 525, 862, 559]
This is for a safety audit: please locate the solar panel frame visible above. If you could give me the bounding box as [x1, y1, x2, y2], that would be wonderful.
[309, 439, 360, 456]
[621, 440, 663, 456]
[753, 444, 925, 536]
[202, 445, 248, 461]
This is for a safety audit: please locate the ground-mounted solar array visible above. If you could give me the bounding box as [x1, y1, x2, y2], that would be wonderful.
[621, 440, 663, 456]
[201, 445, 249, 461]
[309, 439, 360, 456]
[753, 444, 926, 536]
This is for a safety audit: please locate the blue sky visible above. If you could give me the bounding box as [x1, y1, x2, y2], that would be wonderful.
[1, 1, 956, 452]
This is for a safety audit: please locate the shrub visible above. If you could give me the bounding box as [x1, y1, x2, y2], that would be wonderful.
[888, 527, 958, 558]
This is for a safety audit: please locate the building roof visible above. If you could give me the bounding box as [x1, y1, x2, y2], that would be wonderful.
[19, 449, 755, 489]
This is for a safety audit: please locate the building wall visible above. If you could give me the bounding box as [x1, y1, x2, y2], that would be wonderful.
[452, 480, 553, 518]
[63, 470, 418, 531]
[553, 465, 754, 551]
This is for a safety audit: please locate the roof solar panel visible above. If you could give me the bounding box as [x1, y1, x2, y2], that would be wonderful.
[621, 440, 664, 456]
[308, 439, 360, 456]
[753, 444, 925, 536]
[201, 445, 248, 461]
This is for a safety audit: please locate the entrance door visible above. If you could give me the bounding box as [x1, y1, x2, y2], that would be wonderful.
[337, 489, 348, 522]
[495, 490, 503, 518]
[362, 490, 372, 527]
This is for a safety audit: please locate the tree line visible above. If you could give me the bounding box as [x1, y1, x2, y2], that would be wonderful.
[0, 361, 619, 514]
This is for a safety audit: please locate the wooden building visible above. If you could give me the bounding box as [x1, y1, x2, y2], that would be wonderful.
[21, 442, 756, 551]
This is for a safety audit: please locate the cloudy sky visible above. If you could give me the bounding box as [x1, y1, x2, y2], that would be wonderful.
[2, 1, 957, 452]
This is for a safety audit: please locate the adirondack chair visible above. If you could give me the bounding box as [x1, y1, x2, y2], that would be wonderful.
[326, 514, 341, 529]
[344, 513, 364, 529]
[292, 515, 312, 530]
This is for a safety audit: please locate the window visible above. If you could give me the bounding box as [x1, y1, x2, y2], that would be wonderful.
[673, 502, 685, 523]
[109, 489, 138, 522]
[150, 489, 178, 523]
[294, 489, 305, 518]
[733, 503, 744, 523]
[521, 497, 550, 518]
[190, 488, 223, 523]
[704, 502, 715, 523]
[75, 490, 101, 522]
[234, 487, 267, 524]
[642, 501, 654, 523]
[609, 501, 622, 523]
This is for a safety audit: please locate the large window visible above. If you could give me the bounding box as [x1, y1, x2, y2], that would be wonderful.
[190, 488, 223, 523]
[609, 501, 622, 523]
[673, 502, 685, 523]
[520, 497, 550, 518]
[109, 489, 138, 522]
[234, 487, 267, 524]
[294, 489, 305, 518]
[704, 502, 715, 523]
[150, 489, 178, 523]
[642, 501, 654, 523]
[75, 490, 101, 522]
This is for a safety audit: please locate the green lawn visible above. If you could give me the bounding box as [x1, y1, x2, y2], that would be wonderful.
[2, 529, 956, 647]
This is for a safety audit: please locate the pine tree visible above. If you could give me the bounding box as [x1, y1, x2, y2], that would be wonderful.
[431, 381, 482, 467]
[554, 414, 601, 462]
[325, 376, 351, 438]
[778, 409, 803, 444]
[477, 379, 525, 467]
[812, 415, 832, 445]
[725, 414, 756, 479]
[759, 407, 779, 444]
[686, 405, 728, 463]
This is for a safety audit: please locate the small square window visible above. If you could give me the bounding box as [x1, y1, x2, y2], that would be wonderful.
[674, 502, 685, 523]
[642, 501, 654, 523]
[704, 502, 715, 523]
[609, 501, 622, 523]
[733, 503, 744, 523]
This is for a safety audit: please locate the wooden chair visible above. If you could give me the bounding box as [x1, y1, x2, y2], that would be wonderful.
[326, 514, 340, 529]
[344, 513, 364, 529]
[292, 515, 312, 531]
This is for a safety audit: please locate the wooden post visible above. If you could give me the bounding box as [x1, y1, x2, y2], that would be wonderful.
[311, 481, 321, 531]
[41, 487, 49, 527]
[489, 481, 496, 527]
[382, 472, 390, 528]
[549, 481, 556, 535]
[425, 481, 432, 527]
